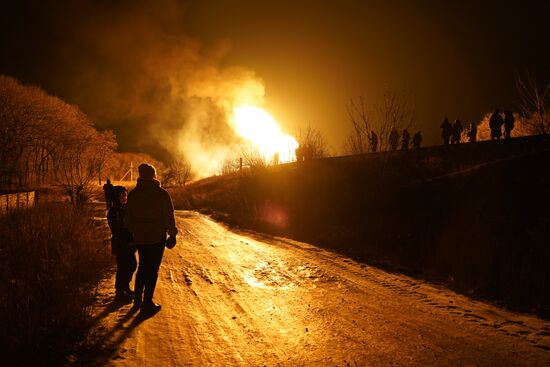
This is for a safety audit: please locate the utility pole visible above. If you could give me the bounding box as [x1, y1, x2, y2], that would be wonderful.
[119, 162, 135, 182]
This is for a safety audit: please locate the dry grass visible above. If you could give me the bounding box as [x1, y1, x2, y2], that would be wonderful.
[0, 202, 111, 364]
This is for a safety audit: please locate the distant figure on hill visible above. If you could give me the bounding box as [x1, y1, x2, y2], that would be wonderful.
[303, 145, 313, 161]
[504, 110, 515, 139]
[401, 128, 410, 150]
[412, 131, 422, 149]
[295, 146, 304, 163]
[489, 109, 503, 140]
[103, 178, 114, 210]
[107, 185, 136, 303]
[389, 127, 399, 150]
[126, 163, 178, 316]
[440, 117, 452, 145]
[273, 152, 279, 165]
[369, 131, 378, 153]
[467, 123, 478, 143]
[451, 119, 463, 144]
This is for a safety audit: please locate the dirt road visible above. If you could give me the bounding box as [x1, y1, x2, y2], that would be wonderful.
[88, 211, 549, 366]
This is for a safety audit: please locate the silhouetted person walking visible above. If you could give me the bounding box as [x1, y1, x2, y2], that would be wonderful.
[504, 110, 515, 139]
[389, 127, 399, 151]
[369, 131, 378, 153]
[467, 123, 477, 143]
[440, 117, 452, 145]
[103, 178, 114, 210]
[401, 128, 410, 150]
[489, 109, 503, 140]
[412, 131, 422, 149]
[295, 146, 304, 163]
[126, 164, 178, 315]
[451, 119, 463, 144]
[107, 185, 136, 303]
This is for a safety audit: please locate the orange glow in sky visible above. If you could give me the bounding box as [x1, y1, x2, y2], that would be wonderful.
[232, 106, 299, 162]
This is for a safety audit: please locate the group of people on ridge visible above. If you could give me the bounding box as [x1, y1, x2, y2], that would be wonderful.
[103, 164, 178, 316]
[489, 109, 515, 140]
[358, 129, 423, 153]
[440, 109, 515, 145]
[387, 128, 423, 151]
[440, 118, 464, 145]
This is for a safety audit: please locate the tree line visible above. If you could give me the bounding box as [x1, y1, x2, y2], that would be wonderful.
[0, 75, 119, 202]
[0, 75, 220, 192]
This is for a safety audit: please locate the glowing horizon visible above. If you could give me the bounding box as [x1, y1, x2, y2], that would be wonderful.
[231, 105, 299, 163]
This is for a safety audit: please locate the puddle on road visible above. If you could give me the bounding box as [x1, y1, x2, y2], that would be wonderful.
[242, 260, 333, 290]
[243, 260, 297, 290]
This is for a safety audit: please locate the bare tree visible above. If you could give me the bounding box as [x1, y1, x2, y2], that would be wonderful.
[345, 95, 370, 154]
[239, 142, 268, 169]
[345, 88, 417, 154]
[56, 110, 117, 206]
[93, 131, 117, 185]
[218, 155, 241, 175]
[163, 159, 192, 187]
[296, 125, 330, 159]
[0, 75, 117, 204]
[0, 76, 37, 186]
[516, 71, 550, 134]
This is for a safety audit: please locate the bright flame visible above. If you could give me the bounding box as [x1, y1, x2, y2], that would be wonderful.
[232, 106, 299, 162]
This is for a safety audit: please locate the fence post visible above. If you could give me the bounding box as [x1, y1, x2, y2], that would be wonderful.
[0, 191, 37, 215]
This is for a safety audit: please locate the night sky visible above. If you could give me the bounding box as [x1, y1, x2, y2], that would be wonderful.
[1, 0, 549, 160]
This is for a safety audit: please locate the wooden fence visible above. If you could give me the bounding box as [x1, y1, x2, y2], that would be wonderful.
[0, 191, 36, 215]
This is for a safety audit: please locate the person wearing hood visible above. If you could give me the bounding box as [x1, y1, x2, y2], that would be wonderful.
[125, 163, 178, 315]
[107, 185, 136, 303]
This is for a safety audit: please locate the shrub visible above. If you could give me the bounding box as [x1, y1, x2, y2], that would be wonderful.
[0, 203, 111, 363]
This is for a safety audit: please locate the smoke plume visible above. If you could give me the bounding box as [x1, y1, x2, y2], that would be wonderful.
[2, 0, 268, 177]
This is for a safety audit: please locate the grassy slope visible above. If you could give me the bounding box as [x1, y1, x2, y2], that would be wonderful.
[174, 136, 550, 317]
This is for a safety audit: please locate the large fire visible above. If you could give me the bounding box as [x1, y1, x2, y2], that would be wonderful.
[231, 106, 299, 162]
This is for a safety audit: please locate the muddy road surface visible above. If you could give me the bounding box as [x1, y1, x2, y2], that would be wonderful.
[88, 211, 549, 366]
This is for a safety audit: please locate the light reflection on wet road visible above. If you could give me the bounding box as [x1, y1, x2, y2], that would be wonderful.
[94, 211, 549, 366]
